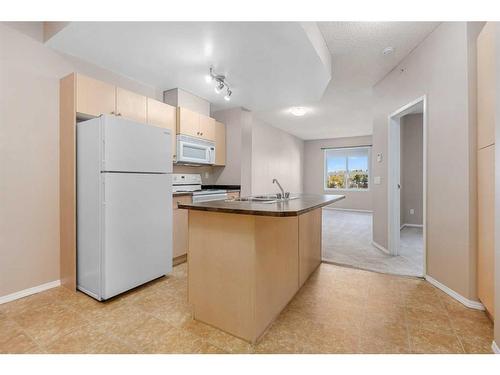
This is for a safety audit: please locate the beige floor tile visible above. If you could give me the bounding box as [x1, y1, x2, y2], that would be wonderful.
[141, 326, 206, 354]
[0, 262, 492, 355]
[0, 333, 40, 354]
[405, 306, 454, 335]
[44, 325, 135, 354]
[111, 315, 175, 352]
[11, 303, 89, 346]
[409, 328, 464, 354]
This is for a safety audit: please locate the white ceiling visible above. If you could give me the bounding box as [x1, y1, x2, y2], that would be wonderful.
[46, 22, 331, 112]
[254, 22, 440, 139]
[47, 22, 439, 140]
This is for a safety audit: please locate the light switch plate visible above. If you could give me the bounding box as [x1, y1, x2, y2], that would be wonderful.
[410, 209, 415, 215]
[377, 153, 383, 163]
[374, 176, 381, 185]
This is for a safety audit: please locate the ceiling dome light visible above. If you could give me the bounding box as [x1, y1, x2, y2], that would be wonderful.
[290, 107, 307, 117]
[382, 46, 395, 56]
[224, 89, 232, 101]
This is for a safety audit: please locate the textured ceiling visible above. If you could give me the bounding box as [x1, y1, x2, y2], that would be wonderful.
[254, 22, 440, 140]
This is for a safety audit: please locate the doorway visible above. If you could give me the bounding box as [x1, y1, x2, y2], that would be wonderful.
[387, 96, 427, 277]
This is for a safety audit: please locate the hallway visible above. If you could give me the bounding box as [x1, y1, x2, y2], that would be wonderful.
[322, 209, 423, 277]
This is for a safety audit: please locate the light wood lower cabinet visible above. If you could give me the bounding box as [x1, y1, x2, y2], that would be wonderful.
[116, 87, 147, 123]
[477, 145, 494, 317]
[173, 195, 191, 259]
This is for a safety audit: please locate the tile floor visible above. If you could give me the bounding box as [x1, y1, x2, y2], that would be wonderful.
[0, 262, 493, 354]
[322, 209, 423, 277]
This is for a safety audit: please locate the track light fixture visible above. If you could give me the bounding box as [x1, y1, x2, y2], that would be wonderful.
[206, 67, 232, 101]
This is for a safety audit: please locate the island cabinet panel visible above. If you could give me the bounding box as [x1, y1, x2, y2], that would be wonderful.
[75, 73, 116, 117]
[116, 87, 147, 123]
[254, 216, 299, 335]
[298, 208, 322, 286]
[188, 211, 256, 340]
[188, 210, 300, 343]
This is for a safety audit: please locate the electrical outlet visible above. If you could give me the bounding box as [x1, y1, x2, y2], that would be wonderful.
[409, 209, 415, 215]
[204, 171, 209, 179]
[374, 176, 381, 185]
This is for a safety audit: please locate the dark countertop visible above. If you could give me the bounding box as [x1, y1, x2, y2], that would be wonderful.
[178, 194, 345, 217]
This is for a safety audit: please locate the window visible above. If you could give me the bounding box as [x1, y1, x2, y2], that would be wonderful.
[324, 147, 370, 190]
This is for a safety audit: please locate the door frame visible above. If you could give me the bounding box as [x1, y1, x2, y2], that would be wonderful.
[387, 95, 427, 276]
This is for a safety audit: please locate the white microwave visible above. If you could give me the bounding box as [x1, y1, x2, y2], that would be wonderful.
[176, 135, 215, 165]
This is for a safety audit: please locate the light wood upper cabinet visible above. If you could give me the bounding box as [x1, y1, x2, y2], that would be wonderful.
[214, 121, 226, 166]
[177, 107, 216, 141]
[147, 98, 177, 161]
[199, 115, 215, 141]
[477, 23, 496, 149]
[116, 87, 147, 123]
[177, 107, 200, 138]
[75, 74, 115, 117]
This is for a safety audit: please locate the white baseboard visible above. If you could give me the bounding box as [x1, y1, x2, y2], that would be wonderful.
[492, 341, 500, 354]
[371, 240, 390, 255]
[0, 280, 61, 305]
[401, 223, 423, 230]
[425, 275, 484, 310]
[324, 207, 373, 213]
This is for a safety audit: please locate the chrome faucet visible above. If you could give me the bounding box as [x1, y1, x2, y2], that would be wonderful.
[272, 178, 285, 199]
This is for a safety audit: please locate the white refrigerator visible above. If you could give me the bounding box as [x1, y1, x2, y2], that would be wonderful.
[77, 115, 172, 301]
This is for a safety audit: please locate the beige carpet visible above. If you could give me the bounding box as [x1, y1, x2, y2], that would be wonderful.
[322, 209, 424, 277]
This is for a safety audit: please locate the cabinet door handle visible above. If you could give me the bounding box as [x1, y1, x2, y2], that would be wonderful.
[116, 113, 122, 116]
[111, 111, 115, 115]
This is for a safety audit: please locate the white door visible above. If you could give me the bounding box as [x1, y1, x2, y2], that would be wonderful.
[103, 115, 172, 173]
[102, 172, 172, 299]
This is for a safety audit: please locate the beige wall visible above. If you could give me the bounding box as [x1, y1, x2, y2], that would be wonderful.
[400, 114, 423, 225]
[0, 23, 159, 298]
[372, 22, 484, 300]
[212, 108, 304, 197]
[250, 119, 304, 196]
[303, 136, 372, 210]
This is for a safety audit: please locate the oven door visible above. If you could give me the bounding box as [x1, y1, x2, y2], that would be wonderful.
[177, 139, 211, 164]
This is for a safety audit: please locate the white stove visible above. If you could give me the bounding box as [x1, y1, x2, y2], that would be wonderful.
[172, 174, 228, 202]
[172, 173, 202, 193]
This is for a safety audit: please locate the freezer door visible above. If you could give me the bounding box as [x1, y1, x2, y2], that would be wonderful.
[102, 173, 172, 299]
[102, 115, 172, 173]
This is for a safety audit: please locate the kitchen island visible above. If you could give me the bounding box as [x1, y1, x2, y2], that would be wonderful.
[178, 194, 345, 343]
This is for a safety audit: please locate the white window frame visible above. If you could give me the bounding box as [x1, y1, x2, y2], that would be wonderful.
[323, 146, 371, 192]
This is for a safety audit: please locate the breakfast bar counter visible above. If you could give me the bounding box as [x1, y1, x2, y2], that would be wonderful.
[179, 194, 345, 343]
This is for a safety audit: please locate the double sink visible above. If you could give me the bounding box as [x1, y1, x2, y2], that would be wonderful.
[228, 194, 299, 204]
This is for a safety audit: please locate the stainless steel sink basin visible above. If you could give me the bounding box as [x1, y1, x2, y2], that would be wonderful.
[227, 194, 299, 204]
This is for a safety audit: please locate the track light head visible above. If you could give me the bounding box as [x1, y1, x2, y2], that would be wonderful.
[224, 89, 232, 101]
